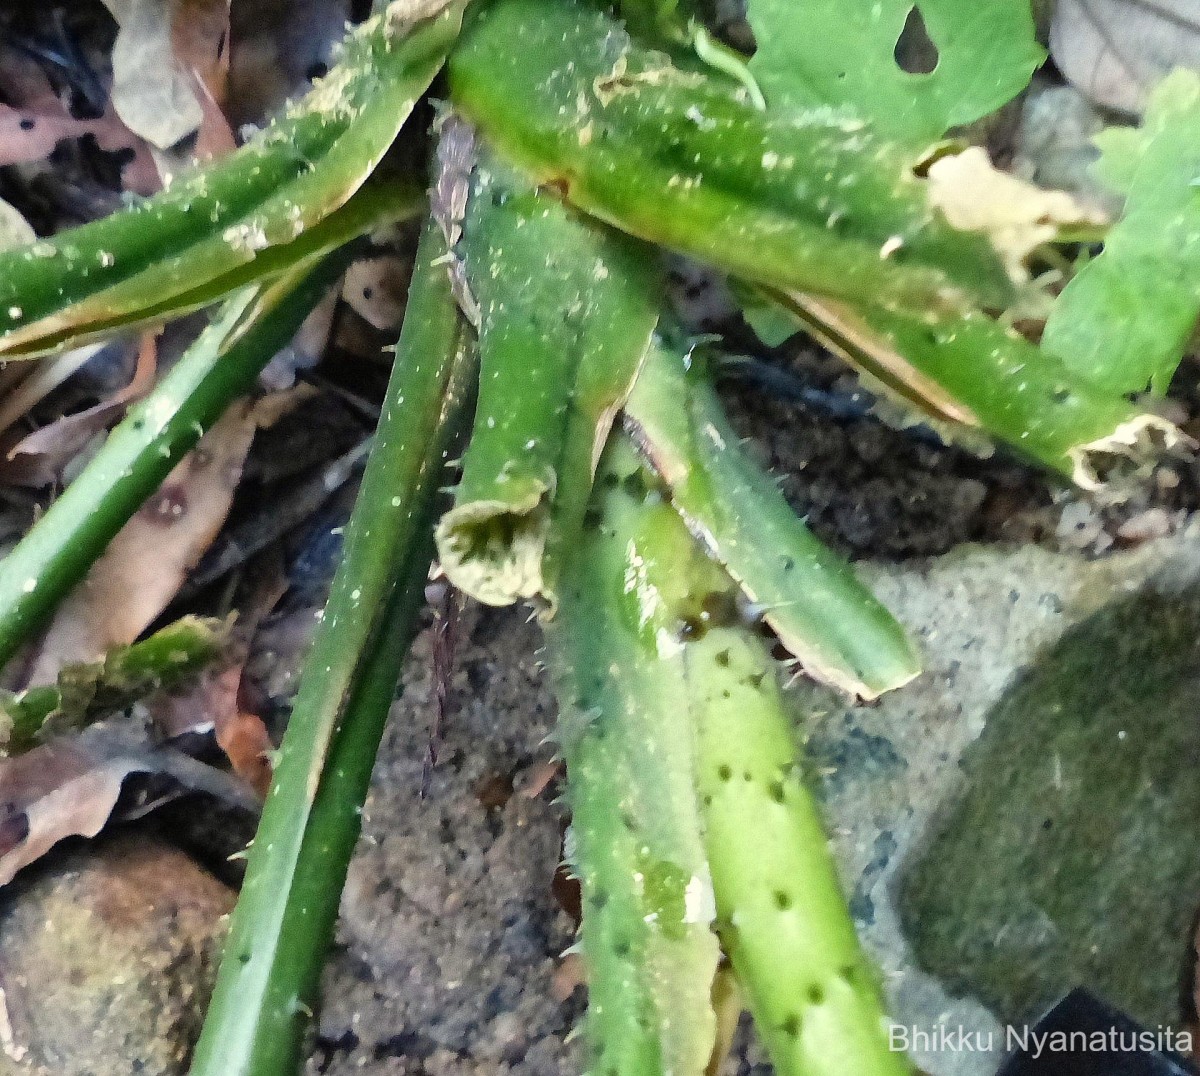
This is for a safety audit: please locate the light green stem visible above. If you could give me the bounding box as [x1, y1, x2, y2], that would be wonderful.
[544, 440, 722, 1076]
[551, 438, 910, 1076]
[625, 340, 918, 698]
[688, 623, 910, 1076]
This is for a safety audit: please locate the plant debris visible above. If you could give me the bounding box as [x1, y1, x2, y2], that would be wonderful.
[0, 715, 256, 887]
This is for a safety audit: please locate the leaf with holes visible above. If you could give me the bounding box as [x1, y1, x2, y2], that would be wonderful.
[746, 0, 1044, 146]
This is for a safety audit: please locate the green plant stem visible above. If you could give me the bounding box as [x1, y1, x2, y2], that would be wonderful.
[769, 290, 1179, 486]
[544, 438, 722, 1076]
[449, 0, 1013, 315]
[549, 439, 909, 1076]
[625, 339, 918, 698]
[435, 151, 660, 609]
[190, 218, 475, 1075]
[3, 615, 230, 749]
[10, 179, 422, 358]
[0, 258, 347, 671]
[0, 0, 461, 359]
[688, 622, 911, 1076]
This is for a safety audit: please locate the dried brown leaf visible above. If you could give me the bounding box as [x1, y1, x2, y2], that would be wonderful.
[173, 0, 232, 105]
[0, 719, 255, 886]
[0, 335, 158, 488]
[152, 664, 272, 796]
[260, 289, 339, 390]
[102, 0, 202, 149]
[1050, 0, 1200, 114]
[926, 146, 1107, 281]
[343, 256, 413, 330]
[0, 47, 159, 193]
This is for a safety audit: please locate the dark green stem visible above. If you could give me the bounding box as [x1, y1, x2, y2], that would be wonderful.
[0, 1, 461, 358]
[190, 218, 475, 1075]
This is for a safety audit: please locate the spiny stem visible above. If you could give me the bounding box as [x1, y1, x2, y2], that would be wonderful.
[190, 218, 476, 1075]
[544, 438, 722, 1076]
[550, 438, 910, 1076]
[436, 148, 660, 610]
[688, 625, 909, 1076]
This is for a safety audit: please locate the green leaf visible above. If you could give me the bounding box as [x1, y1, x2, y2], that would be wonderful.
[0, 180, 422, 358]
[737, 287, 800, 348]
[615, 0, 698, 44]
[1042, 69, 1200, 395]
[448, 0, 1014, 315]
[0, 0, 462, 359]
[624, 340, 920, 698]
[746, 0, 1044, 146]
[435, 150, 661, 609]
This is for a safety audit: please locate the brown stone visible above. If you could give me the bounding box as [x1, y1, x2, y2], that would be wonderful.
[0, 833, 233, 1076]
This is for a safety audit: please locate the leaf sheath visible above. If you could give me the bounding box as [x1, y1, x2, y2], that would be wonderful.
[435, 153, 660, 608]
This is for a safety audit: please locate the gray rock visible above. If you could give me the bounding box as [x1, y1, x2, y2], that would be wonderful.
[1013, 79, 1117, 216]
[795, 526, 1200, 1075]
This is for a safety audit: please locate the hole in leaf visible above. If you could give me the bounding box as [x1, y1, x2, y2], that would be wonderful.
[894, 5, 939, 75]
